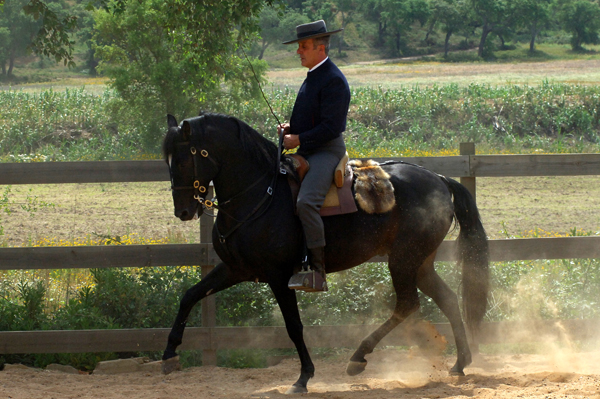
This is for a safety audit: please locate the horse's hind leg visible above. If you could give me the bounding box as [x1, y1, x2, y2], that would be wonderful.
[162, 262, 237, 373]
[416, 253, 471, 375]
[347, 252, 421, 376]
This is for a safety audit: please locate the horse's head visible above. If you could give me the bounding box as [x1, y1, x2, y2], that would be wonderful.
[163, 114, 219, 221]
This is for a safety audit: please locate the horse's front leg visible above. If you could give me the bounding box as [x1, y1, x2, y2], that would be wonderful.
[162, 262, 237, 374]
[269, 280, 315, 394]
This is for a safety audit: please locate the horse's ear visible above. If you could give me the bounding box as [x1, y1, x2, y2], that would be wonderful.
[181, 120, 191, 141]
[167, 114, 178, 128]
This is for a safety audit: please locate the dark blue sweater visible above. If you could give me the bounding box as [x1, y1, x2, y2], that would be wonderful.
[289, 58, 351, 154]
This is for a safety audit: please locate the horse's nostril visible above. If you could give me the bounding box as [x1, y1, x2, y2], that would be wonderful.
[177, 210, 189, 220]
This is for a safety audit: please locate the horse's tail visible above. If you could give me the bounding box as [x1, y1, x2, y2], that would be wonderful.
[446, 177, 489, 337]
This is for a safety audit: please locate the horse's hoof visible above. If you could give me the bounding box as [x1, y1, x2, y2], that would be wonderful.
[285, 384, 308, 394]
[161, 356, 181, 375]
[449, 365, 465, 376]
[346, 360, 367, 376]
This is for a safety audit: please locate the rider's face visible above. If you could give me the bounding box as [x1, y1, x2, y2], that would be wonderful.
[297, 39, 324, 69]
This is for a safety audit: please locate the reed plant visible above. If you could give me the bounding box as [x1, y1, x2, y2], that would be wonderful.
[2, 82, 600, 162]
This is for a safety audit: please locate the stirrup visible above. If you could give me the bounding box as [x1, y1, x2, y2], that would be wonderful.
[288, 270, 328, 292]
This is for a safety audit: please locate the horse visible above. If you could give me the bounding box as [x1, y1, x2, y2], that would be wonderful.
[161, 112, 489, 394]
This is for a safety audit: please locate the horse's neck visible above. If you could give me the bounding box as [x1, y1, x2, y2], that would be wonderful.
[213, 156, 273, 205]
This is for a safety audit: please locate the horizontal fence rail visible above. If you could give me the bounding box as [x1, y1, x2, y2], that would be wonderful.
[2, 150, 600, 359]
[3, 153, 600, 185]
[2, 236, 600, 270]
[1, 319, 599, 354]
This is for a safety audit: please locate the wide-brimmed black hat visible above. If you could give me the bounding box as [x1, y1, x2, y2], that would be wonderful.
[282, 20, 343, 45]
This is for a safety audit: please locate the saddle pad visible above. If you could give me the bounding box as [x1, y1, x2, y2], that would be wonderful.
[320, 164, 358, 217]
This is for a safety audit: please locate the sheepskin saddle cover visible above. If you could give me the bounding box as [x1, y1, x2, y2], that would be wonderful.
[348, 159, 396, 214]
[281, 156, 396, 216]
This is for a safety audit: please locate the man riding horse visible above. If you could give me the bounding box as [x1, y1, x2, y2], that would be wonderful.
[279, 20, 350, 292]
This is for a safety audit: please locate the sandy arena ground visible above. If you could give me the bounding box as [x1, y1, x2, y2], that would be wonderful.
[2, 349, 600, 398]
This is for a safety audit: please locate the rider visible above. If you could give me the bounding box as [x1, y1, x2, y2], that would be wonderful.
[279, 20, 351, 292]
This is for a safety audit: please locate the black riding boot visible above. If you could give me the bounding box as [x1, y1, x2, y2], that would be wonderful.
[309, 247, 326, 279]
[287, 247, 328, 292]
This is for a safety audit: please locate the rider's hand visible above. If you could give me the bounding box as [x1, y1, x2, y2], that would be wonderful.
[283, 134, 300, 150]
[278, 123, 290, 137]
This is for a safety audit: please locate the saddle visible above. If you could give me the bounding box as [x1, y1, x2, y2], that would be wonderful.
[281, 152, 358, 216]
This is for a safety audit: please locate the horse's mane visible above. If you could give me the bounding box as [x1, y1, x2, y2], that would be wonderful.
[162, 113, 278, 172]
[226, 115, 278, 172]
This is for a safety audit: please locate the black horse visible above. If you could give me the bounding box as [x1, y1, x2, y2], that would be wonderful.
[161, 113, 489, 394]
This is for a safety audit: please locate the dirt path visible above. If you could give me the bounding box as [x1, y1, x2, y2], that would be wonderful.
[2, 350, 600, 398]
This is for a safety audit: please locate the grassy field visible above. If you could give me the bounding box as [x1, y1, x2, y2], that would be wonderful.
[2, 175, 600, 248]
[269, 58, 600, 90]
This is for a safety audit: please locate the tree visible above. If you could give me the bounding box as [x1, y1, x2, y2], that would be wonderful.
[7, 0, 80, 67]
[516, 0, 552, 53]
[72, 1, 99, 74]
[256, 7, 282, 60]
[429, 0, 468, 56]
[0, 0, 41, 77]
[93, 0, 271, 149]
[558, 0, 600, 51]
[255, 7, 307, 59]
[379, 0, 430, 56]
[359, 0, 388, 48]
[331, 0, 355, 55]
[468, 0, 519, 57]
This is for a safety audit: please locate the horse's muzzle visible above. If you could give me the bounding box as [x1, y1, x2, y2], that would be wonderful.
[175, 206, 199, 221]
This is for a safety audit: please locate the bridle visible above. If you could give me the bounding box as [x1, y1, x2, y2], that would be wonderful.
[169, 130, 284, 244]
[169, 140, 219, 210]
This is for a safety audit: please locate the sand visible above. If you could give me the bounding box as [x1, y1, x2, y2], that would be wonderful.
[2, 349, 600, 398]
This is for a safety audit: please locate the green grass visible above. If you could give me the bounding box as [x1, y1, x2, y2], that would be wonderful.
[3, 81, 600, 162]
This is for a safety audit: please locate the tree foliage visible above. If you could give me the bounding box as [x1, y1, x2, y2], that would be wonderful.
[429, 0, 468, 56]
[92, 0, 272, 150]
[515, 0, 552, 53]
[255, 6, 308, 59]
[558, 0, 600, 51]
[0, 0, 41, 77]
[467, 0, 520, 57]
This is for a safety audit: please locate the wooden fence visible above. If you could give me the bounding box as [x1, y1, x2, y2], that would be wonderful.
[2, 146, 600, 362]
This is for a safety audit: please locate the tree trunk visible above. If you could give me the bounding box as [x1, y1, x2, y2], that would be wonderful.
[444, 31, 452, 57]
[478, 23, 492, 57]
[338, 11, 345, 56]
[259, 38, 268, 60]
[498, 34, 506, 49]
[7, 53, 14, 76]
[529, 21, 538, 53]
[378, 21, 386, 47]
[424, 18, 437, 44]
[395, 30, 402, 55]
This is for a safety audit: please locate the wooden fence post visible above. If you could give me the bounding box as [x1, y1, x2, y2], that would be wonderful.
[200, 186, 217, 366]
[460, 142, 476, 202]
